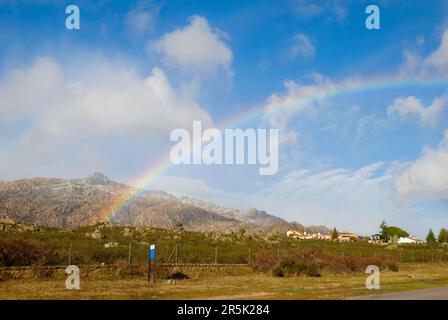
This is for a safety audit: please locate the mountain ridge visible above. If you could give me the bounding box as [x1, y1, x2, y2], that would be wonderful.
[0, 173, 330, 235]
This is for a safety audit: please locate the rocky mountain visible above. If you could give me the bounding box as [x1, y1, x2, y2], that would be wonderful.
[0, 173, 329, 234]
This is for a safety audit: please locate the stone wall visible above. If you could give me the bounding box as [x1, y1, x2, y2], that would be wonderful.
[0, 263, 251, 280]
[0, 264, 118, 280]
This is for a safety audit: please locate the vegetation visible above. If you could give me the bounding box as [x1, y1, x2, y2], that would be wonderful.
[2, 263, 448, 299]
[331, 227, 338, 240]
[253, 247, 399, 277]
[272, 257, 321, 277]
[2, 223, 448, 269]
[438, 228, 448, 243]
[379, 220, 409, 242]
[426, 229, 436, 244]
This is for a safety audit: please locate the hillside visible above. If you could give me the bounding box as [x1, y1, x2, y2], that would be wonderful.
[0, 172, 329, 234]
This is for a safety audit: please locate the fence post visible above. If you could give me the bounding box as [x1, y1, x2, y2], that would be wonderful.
[248, 248, 251, 265]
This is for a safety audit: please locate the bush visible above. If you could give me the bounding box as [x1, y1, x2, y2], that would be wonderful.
[368, 253, 399, 272]
[251, 250, 280, 273]
[115, 260, 146, 277]
[273, 257, 321, 277]
[255, 248, 399, 277]
[0, 238, 63, 266]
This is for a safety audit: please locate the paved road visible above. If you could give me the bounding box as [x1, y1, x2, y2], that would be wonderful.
[350, 286, 448, 300]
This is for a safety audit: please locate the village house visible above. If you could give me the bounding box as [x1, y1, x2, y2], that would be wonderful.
[286, 230, 322, 240]
[337, 232, 358, 242]
[368, 234, 382, 244]
[321, 233, 332, 241]
[287, 230, 359, 242]
[397, 236, 424, 244]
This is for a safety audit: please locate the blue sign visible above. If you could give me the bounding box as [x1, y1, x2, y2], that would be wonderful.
[149, 244, 156, 261]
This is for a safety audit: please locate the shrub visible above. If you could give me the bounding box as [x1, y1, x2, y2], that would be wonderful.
[273, 257, 321, 277]
[115, 260, 146, 277]
[251, 250, 280, 273]
[255, 248, 399, 277]
[368, 253, 399, 272]
[272, 266, 284, 277]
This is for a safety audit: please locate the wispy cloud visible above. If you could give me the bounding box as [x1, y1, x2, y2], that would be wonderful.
[291, 0, 348, 22]
[388, 94, 448, 127]
[289, 33, 315, 60]
[400, 28, 448, 77]
[125, 1, 160, 36]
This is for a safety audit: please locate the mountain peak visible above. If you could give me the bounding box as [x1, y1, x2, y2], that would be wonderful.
[83, 172, 116, 186]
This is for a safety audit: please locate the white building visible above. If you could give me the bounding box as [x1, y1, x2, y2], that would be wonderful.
[397, 236, 424, 244]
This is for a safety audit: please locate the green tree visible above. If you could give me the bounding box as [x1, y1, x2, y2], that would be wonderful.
[239, 227, 246, 237]
[331, 227, 339, 240]
[438, 228, 448, 243]
[379, 220, 389, 242]
[379, 220, 409, 243]
[386, 226, 409, 238]
[426, 229, 436, 244]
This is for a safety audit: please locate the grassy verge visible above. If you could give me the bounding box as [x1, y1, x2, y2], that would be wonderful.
[1, 263, 448, 300]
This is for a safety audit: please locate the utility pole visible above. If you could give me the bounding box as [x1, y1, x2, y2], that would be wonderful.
[175, 243, 178, 264]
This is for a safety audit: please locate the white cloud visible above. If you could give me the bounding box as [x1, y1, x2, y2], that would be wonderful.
[0, 56, 213, 178]
[261, 74, 335, 145]
[423, 29, 448, 73]
[387, 94, 448, 126]
[289, 33, 315, 60]
[151, 15, 233, 75]
[0, 57, 212, 137]
[401, 29, 448, 76]
[394, 131, 448, 202]
[0, 57, 64, 122]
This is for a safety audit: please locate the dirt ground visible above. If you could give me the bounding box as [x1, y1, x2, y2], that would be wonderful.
[1, 263, 448, 300]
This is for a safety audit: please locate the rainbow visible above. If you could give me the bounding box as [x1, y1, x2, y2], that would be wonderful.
[101, 74, 448, 222]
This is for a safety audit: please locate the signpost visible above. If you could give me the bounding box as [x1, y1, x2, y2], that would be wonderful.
[148, 244, 156, 284]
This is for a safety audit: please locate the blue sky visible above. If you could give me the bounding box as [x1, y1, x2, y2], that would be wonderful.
[1, 0, 448, 237]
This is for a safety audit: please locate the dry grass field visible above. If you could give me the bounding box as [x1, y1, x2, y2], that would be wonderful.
[2, 263, 448, 300]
